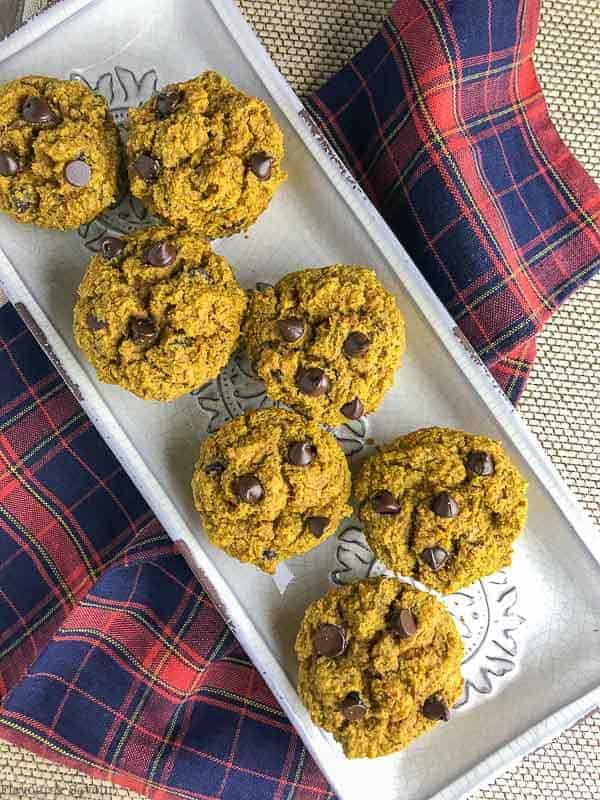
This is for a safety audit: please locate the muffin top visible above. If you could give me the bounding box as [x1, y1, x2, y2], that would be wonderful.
[73, 226, 246, 401]
[192, 407, 352, 573]
[355, 427, 528, 593]
[0, 76, 119, 229]
[296, 577, 464, 758]
[243, 265, 406, 425]
[126, 71, 286, 238]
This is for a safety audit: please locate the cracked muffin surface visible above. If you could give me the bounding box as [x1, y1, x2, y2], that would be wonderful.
[191, 408, 351, 573]
[126, 71, 286, 238]
[295, 577, 464, 759]
[0, 76, 119, 229]
[355, 427, 528, 594]
[73, 226, 246, 401]
[242, 265, 406, 425]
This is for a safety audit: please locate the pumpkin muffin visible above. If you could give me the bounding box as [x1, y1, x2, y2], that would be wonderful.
[296, 577, 464, 758]
[354, 427, 528, 593]
[192, 408, 352, 572]
[74, 226, 246, 401]
[126, 71, 286, 238]
[0, 76, 119, 229]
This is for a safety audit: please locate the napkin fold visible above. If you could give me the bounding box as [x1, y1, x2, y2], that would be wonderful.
[1, 1, 599, 799]
[305, 0, 599, 402]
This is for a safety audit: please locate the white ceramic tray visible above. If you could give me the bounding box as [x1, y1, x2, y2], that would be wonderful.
[0, 2, 599, 799]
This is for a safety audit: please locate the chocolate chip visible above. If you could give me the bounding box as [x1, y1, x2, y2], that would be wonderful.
[64, 158, 92, 187]
[422, 694, 450, 722]
[340, 397, 364, 420]
[296, 367, 330, 397]
[21, 96, 58, 127]
[100, 236, 125, 261]
[132, 153, 160, 182]
[340, 692, 367, 722]
[389, 609, 417, 639]
[287, 441, 316, 466]
[156, 90, 182, 118]
[255, 282, 272, 293]
[306, 516, 329, 538]
[233, 474, 264, 504]
[86, 313, 107, 332]
[420, 546, 449, 571]
[129, 317, 158, 343]
[371, 490, 401, 515]
[144, 241, 177, 267]
[262, 548, 277, 560]
[277, 317, 305, 343]
[313, 623, 346, 657]
[204, 461, 226, 477]
[0, 150, 21, 177]
[467, 450, 495, 476]
[343, 331, 370, 358]
[247, 152, 273, 180]
[431, 491, 459, 518]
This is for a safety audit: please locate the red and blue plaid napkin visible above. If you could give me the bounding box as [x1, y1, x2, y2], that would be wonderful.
[0, 1, 598, 798]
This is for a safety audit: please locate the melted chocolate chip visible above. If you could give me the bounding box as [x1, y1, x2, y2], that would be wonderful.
[156, 90, 182, 118]
[467, 450, 495, 476]
[371, 491, 401, 515]
[420, 546, 449, 571]
[132, 153, 160, 182]
[422, 694, 450, 722]
[129, 317, 158, 343]
[262, 548, 278, 560]
[0, 150, 21, 177]
[86, 313, 107, 332]
[431, 491, 459, 518]
[340, 692, 367, 722]
[64, 158, 92, 187]
[306, 516, 329, 538]
[21, 96, 58, 127]
[100, 236, 125, 261]
[247, 152, 273, 180]
[313, 623, 346, 657]
[343, 331, 370, 358]
[389, 608, 418, 639]
[277, 317, 305, 343]
[233, 474, 264, 504]
[340, 397, 364, 420]
[287, 441, 316, 467]
[296, 367, 330, 397]
[204, 461, 226, 477]
[144, 241, 177, 267]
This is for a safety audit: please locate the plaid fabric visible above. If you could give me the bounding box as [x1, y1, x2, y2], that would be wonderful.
[305, 0, 600, 402]
[0, 303, 334, 800]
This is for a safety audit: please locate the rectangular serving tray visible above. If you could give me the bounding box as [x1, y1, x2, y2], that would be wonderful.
[0, 2, 599, 799]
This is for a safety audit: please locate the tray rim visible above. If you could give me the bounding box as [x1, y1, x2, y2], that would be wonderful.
[0, 1, 598, 798]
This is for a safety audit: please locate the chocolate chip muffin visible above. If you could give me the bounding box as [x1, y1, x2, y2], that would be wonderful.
[243, 266, 406, 425]
[0, 76, 119, 229]
[126, 71, 286, 238]
[355, 427, 528, 594]
[73, 226, 246, 401]
[191, 408, 352, 573]
[296, 577, 464, 759]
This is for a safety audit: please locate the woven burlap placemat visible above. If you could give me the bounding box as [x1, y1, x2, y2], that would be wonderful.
[0, 1, 598, 798]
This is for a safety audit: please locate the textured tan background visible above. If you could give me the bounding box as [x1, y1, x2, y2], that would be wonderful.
[0, 0, 598, 798]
